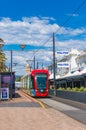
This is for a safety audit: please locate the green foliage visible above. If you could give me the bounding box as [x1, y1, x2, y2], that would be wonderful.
[72, 87, 79, 92]
[79, 87, 84, 92]
[57, 86, 86, 92]
[15, 76, 22, 81]
[66, 87, 72, 91]
[58, 87, 65, 90]
[0, 51, 7, 72]
[83, 87, 86, 92]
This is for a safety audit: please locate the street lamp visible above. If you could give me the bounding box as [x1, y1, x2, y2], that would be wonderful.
[0, 38, 5, 99]
[10, 44, 26, 99]
[10, 44, 25, 100]
[20, 44, 26, 51]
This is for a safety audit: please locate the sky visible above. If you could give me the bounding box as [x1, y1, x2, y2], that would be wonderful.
[0, 0, 86, 75]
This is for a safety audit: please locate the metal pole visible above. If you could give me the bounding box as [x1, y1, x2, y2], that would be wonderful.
[10, 50, 12, 99]
[0, 74, 1, 100]
[53, 32, 56, 96]
[42, 63, 43, 69]
[34, 56, 35, 69]
[37, 61, 38, 69]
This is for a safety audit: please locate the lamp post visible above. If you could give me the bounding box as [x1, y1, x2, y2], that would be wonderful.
[0, 38, 5, 99]
[10, 43, 26, 100]
[20, 44, 26, 51]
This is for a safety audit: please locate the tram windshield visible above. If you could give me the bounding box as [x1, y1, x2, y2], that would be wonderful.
[36, 74, 47, 89]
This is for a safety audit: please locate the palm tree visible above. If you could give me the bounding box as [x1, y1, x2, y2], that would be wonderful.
[0, 38, 7, 72]
[0, 51, 7, 72]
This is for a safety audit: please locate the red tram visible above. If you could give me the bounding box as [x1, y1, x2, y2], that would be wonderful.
[21, 69, 49, 97]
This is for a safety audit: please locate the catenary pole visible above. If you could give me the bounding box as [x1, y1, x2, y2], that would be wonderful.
[10, 50, 13, 99]
[53, 32, 56, 96]
[34, 56, 35, 69]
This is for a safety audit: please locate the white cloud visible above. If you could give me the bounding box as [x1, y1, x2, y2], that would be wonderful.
[0, 16, 86, 75]
[55, 39, 86, 50]
[66, 28, 86, 36]
[0, 17, 59, 45]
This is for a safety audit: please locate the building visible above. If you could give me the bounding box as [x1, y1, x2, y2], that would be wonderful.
[49, 48, 86, 88]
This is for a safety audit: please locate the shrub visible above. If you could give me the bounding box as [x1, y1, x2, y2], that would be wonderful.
[58, 87, 65, 90]
[66, 87, 72, 91]
[72, 87, 79, 92]
[83, 87, 86, 92]
[57, 86, 86, 92]
[79, 87, 84, 92]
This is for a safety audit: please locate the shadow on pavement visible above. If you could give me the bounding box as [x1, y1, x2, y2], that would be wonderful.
[14, 92, 22, 98]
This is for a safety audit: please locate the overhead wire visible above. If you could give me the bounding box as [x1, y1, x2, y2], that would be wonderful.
[31, 0, 86, 58]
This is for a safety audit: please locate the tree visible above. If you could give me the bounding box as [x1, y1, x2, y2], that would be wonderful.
[0, 51, 7, 72]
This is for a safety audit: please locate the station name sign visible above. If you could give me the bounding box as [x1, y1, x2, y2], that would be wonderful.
[57, 51, 69, 55]
[57, 62, 70, 68]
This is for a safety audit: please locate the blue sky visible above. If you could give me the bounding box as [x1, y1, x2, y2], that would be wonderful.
[0, 0, 86, 75]
[0, 0, 86, 27]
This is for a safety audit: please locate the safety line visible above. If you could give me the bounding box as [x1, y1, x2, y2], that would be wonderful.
[22, 90, 45, 108]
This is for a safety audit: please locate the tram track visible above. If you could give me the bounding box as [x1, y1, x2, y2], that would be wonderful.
[37, 96, 86, 124]
[49, 95, 86, 111]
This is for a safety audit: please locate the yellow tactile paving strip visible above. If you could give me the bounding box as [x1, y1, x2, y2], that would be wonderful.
[0, 90, 45, 108]
[22, 90, 46, 108]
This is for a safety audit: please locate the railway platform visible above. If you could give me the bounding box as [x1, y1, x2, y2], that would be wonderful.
[0, 90, 41, 107]
[38, 95, 86, 124]
[0, 90, 86, 130]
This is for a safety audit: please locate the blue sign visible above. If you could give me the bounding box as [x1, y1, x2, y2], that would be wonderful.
[57, 62, 70, 68]
[57, 51, 69, 55]
[1, 88, 9, 100]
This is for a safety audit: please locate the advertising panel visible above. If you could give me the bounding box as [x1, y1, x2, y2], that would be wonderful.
[2, 75, 13, 83]
[1, 88, 9, 100]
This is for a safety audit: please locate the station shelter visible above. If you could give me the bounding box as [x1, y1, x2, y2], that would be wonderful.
[0, 72, 15, 100]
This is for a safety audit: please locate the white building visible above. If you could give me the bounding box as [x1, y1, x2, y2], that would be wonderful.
[49, 48, 86, 79]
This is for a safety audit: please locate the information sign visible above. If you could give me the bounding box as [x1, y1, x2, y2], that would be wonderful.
[1, 88, 9, 100]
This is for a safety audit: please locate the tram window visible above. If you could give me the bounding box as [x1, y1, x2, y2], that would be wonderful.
[30, 76, 34, 89]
